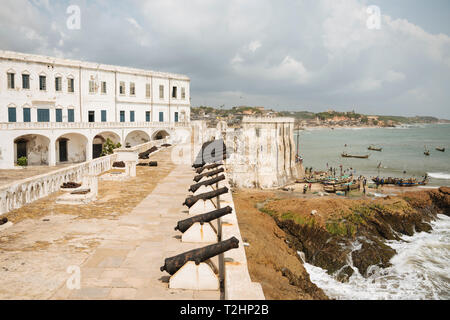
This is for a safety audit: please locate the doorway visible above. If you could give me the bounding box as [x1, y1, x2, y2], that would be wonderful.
[59, 139, 68, 162]
[16, 139, 27, 160]
[93, 144, 103, 159]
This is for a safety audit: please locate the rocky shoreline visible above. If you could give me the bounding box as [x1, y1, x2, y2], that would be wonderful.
[233, 187, 449, 299]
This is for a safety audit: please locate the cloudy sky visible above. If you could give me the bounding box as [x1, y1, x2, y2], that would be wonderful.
[1, 0, 449, 118]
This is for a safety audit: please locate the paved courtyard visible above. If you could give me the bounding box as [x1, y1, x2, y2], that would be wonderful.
[0, 148, 220, 299]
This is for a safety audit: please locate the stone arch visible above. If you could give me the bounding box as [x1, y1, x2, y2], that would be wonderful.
[124, 130, 150, 148]
[13, 134, 51, 166]
[152, 130, 170, 141]
[92, 131, 121, 159]
[55, 132, 88, 164]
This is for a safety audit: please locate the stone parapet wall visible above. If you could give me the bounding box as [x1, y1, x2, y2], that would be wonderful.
[219, 172, 265, 300]
[0, 153, 117, 215]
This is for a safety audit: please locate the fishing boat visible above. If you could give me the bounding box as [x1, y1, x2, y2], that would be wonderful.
[436, 147, 445, 152]
[324, 182, 359, 193]
[341, 153, 370, 159]
[368, 145, 382, 151]
[321, 175, 353, 185]
[372, 176, 429, 187]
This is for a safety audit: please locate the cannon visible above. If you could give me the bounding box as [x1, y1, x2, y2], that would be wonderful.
[183, 187, 229, 208]
[160, 236, 239, 275]
[175, 206, 232, 233]
[195, 163, 222, 174]
[139, 146, 158, 159]
[192, 162, 205, 169]
[189, 175, 226, 193]
[0, 217, 8, 226]
[193, 168, 225, 183]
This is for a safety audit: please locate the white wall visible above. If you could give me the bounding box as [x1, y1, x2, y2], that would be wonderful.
[1, 50, 190, 125]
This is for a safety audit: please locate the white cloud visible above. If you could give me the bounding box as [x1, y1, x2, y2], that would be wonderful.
[247, 40, 262, 53]
[0, 0, 449, 117]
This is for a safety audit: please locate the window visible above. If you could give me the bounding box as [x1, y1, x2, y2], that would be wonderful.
[39, 75, 46, 91]
[55, 77, 62, 92]
[68, 109, 75, 122]
[56, 109, 63, 122]
[120, 82, 125, 95]
[159, 112, 164, 122]
[172, 86, 177, 99]
[8, 107, 16, 122]
[120, 111, 125, 122]
[37, 109, 50, 122]
[101, 81, 107, 94]
[23, 108, 31, 122]
[89, 80, 96, 93]
[101, 110, 107, 122]
[130, 82, 135, 96]
[181, 87, 186, 99]
[159, 85, 164, 99]
[88, 111, 95, 122]
[174, 112, 179, 122]
[7, 73, 15, 89]
[130, 110, 135, 122]
[22, 74, 30, 89]
[68, 78, 74, 93]
[146, 111, 150, 122]
[146, 83, 151, 98]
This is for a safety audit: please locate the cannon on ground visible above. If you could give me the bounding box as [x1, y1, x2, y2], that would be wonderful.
[182, 187, 229, 208]
[175, 206, 232, 233]
[195, 163, 222, 174]
[160, 236, 239, 275]
[189, 175, 226, 193]
[139, 146, 158, 159]
[193, 168, 224, 183]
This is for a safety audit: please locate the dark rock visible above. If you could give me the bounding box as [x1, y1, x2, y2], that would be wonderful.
[336, 266, 354, 283]
[351, 239, 395, 276]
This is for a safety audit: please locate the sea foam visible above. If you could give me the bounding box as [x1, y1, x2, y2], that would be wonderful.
[303, 215, 450, 300]
[428, 172, 450, 180]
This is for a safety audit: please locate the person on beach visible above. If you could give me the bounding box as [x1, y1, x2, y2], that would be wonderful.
[303, 184, 308, 194]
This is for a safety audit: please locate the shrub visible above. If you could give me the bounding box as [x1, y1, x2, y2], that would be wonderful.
[17, 156, 28, 166]
[101, 138, 122, 156]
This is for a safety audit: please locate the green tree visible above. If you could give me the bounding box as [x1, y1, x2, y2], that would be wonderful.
[100, 138, 122, 156]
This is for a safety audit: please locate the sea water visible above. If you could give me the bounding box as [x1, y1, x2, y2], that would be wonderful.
[302, 214, 450, 300]
[295, 124, 450, 187]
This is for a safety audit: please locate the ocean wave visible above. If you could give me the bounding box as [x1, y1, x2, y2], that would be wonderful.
[304, 215, 450, 300]
[428, 172, 450, 180]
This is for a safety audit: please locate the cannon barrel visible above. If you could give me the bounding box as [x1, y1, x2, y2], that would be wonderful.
[182, 187, 229, 208]
[189, 175, 226, 193]
[160, 236, 239, 275]
[139, 146, 158, 159]
[192, 162, 205, 169]
[195, 163, 222, 174]
[193, 168, 225, 183]
[175, 206, 233, 233]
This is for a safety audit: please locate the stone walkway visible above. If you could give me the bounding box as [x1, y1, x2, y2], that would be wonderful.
[51, 162, 220, 300]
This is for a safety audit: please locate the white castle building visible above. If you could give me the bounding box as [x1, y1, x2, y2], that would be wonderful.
[0, 50, 191, 169]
